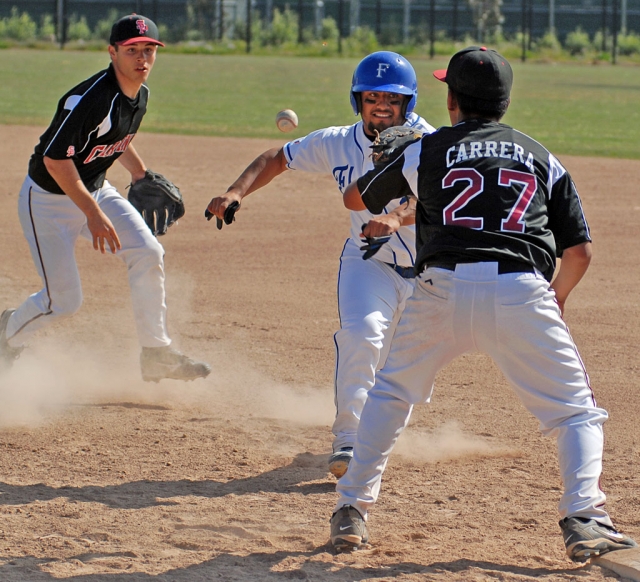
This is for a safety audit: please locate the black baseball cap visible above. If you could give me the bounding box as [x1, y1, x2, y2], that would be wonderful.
[110, 14, 165, 47]
[433, 46, 512, 101]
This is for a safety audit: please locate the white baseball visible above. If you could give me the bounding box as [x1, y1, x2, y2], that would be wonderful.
[276, 109, 298, 133]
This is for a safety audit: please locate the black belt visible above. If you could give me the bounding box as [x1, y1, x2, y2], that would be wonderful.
[425, 260, 535, 275]
[384, 263, 416, 279]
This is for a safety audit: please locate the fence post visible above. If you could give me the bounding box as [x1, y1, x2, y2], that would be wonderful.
[338, 0, 344, 54]
[601, 0, 607, 51]
[315, 0, 324, 36]
[527, 0, 533, 50]
[452, 0, 458, 40]
[429, 0, 435, 58]
[218, 0, 224, 39]
[402, 0, 410, 45]
[56, 0, 66, 48]
[246, 0, 252, 52]
[298, 0, 304, 43]
[612, 0, 618, 62]
[521, 0, 526, 61]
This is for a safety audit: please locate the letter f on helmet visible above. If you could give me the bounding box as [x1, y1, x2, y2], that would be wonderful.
[376, 63, 391, 77]
[351, 51, 418, 117]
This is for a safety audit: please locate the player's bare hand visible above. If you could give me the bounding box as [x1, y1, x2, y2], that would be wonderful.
[86, 210, 121, 254]
[206, 192, 242, 221]
[361, 214, 402, 239]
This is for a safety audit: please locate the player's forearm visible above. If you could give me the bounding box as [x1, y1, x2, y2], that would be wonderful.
[43, 157, 102, 218]
[550, 242, 592, 307]
[227, 148, 287, 198]
[118, 144, 147, 183]
[388, 197, 416, 226]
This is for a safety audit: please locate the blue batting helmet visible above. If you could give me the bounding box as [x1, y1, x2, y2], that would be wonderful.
[350, 51, 418, 117]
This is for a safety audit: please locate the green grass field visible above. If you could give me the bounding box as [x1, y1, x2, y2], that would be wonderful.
[1, 49, 638, 159]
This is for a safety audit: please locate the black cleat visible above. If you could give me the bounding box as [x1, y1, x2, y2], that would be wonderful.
[330, 505, 369, 551]
[328, 447, 353, 478]
[560, 516, 638, 562]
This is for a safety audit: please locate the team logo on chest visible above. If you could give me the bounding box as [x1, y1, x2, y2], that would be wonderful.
[333, 164, 354, 192]
[84, 134, 135, 164]
[136, 19, 148, 35]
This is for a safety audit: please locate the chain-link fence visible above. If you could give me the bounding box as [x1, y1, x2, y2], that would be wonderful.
[2, 0, 639, 49]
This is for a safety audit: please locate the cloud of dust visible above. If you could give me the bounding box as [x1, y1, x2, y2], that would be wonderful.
[0, 333, 335, 431]
[0, 340, 154, 428]
[394, 421, 515, 463]
[163, 269, 336, 427]
[204, 361, 335, 427]
[0, 266, 336, 430]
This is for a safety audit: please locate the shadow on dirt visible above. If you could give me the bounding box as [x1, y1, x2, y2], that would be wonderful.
[0, 453, 334, 509]
[0, 552, 588, 581]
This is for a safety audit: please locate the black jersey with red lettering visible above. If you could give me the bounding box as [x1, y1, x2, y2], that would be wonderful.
[28, 64, 148, 195]
[358, 119, 591, 281]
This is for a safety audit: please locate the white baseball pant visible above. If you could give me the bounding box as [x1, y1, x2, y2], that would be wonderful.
[336, 262, 612, 526]
[5, 175, 171, 349]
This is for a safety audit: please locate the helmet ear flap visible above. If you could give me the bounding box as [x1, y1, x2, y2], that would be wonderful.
[350, 91, 362, 116]
[401, 95, 409, 118]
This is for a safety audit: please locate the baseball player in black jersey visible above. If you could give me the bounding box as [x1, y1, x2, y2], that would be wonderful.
[0, 15, 210, 382]
[329, 47, 637, 561]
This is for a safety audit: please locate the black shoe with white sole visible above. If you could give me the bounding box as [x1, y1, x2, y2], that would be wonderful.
[560, 516, 638, 562]
[330, 505, 369, 551]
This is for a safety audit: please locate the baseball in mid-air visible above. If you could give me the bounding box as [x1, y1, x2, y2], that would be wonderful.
[276, 109, 298, 133]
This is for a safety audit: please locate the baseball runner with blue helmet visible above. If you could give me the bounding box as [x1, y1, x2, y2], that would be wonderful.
[206, 52, 435, 477]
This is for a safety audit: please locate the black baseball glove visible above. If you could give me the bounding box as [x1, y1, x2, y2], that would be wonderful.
[370, 126, 424, 168]
[128, 170, 185, 236]
[360, 224, 392, 260]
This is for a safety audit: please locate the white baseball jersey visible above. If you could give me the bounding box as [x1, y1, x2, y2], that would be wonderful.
[283, 112, 435, 268]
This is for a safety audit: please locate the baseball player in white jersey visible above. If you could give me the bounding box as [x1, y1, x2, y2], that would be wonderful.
[206, 52, 435, 477]
[329, 46, 637, 561]
[0, 15, 210, 383]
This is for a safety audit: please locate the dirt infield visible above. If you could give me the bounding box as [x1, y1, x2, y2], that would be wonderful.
[1, 126, 639, 581]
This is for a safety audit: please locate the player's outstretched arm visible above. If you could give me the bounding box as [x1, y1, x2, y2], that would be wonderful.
[206, 147, 288, 222]
[43, 157, 121, 254]
[549, 241, 592, 315]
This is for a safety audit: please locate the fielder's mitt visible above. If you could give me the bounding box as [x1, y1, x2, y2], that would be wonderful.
[370, 126, 423, 168]
[128, 170, 185, 236]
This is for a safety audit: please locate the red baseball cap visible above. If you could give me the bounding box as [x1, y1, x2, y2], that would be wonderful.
[109, 14, 165, 47]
